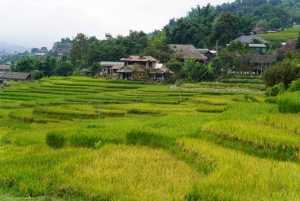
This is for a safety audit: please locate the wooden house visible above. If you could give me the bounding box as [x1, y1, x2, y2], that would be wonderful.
[120, 56, 158, 69]
[116, 65, 145, 80]
[150, 65, 173, 82]
[252, 27, 265, 34]
[0, 72, 31, 82]
[249, 54, 277, 74]
[0, 65, 10, 72]
[100, 61, 124, 77]
[169, 44, 207, 62]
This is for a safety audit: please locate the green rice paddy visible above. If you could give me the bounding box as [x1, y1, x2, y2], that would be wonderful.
[0, 76, 299, 200]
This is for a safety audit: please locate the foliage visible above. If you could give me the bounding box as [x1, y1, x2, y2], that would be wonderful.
[296, 31, 300, 49]
[288, 78, 300, 92]
[30, 70, 44, 80]
[265, 83, 286, 97]
[55, 61, 75, 76]
[165, 58, 183, 74]
[262, 61, 300, 88]
[46, 131, 66, 148]
[211, 12, 239, 46]
[69, 33, 89, 64]
[277, 91, 300, 113]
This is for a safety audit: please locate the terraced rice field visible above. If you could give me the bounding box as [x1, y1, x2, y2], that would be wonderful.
[0, 76, 299, 201]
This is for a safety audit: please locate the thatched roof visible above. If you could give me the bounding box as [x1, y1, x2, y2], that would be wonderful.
[169, 44, 207, 61]
[0, 65, 10, 70]
[150, 67, 173, 74]
[120, 55, 158, 62]
[111, 64, 124, 70]
[116, 65, 145, 73]
[3, 72, 31, 80]
[279, 40, 300, 52]
[250, 55, 277, 64]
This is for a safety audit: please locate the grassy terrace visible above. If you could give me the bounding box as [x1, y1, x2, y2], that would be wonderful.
[0, 76, 299, 200]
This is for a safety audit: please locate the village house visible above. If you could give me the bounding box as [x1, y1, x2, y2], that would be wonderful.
[150, 64, 173, 82]
[249, 54, 277, 74]
[0, 65, 11, 72]
[0, 72, 31, 83]
[169, 44, 207, 62]
[251, 27, 265, 34]
[100, 61, 124, 77]
[249, 44, 267, 54]
[234, 36, 270, 44]
[198, 49, 217, 61]
[58, 43, 72, 59]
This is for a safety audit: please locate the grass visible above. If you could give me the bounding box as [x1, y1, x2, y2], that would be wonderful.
[1, 76, 300, 200]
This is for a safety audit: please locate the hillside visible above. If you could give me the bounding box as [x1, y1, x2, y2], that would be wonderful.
[258, 28, 300, 42]
[0, 41, 30, 54]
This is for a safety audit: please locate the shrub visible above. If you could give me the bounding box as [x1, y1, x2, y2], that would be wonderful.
[277, 91, 300, 113]
[125, 130, 172, 149]
[69, 134, 101, 148]
[288, 79, 300, 92]
[265, 83, 285, 97]
[46, 131, 66, 148]
[263, 61, 300, 88]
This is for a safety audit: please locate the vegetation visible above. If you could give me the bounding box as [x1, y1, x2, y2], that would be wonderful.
[0, 77, 299, 200]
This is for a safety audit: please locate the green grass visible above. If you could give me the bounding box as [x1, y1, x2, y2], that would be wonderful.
[2, 76, 300, 200]
[259, 28, 300, 42]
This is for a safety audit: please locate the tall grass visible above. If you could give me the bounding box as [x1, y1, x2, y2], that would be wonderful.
[277, 91, 300, 113]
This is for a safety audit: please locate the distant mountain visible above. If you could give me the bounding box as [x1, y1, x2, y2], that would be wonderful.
[0, 41, 31, 54]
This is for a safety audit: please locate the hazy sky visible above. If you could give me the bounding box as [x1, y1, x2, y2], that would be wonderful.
[1, 0, 233, 49]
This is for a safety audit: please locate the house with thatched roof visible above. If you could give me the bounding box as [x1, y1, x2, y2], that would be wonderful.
[150, 64, 173, 82]
[120, 56, 158, 69]
[169, 44, 207, 62]
[0, 65, 10, 72]
[0, 72, 31, 82]
[252, 27, 265, 34]
[116, 64, 145, 80]
[249, 54, 277, 73]
[100, 61, 124, 78]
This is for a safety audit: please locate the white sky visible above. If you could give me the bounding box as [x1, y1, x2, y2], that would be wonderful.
[0, 0, 233, 49]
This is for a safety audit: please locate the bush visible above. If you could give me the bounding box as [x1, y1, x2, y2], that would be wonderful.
[46, 131, 66, 148]
[277, 91, 300, 113]
[265, 83, 285, 97]
[69, 134, 101, 148]
[125, 130, 172, 149]
[288, 79, 300, 92]
[263, 61, 300, 88]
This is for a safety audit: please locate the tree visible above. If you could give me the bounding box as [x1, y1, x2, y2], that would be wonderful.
[263, 61, 300, 88]
[166, 58, 183, 74]
[211, 12, 239, 46]
[69, 33, 89, 64]
[296, 31, 300, 49]
[256, 19, 269, 30]
[55, 61, 75, 76]
[41, 47, 48, 51]
[42, 55, 57, 76]
[269, 17, 282, 29]
[31, 48, 39, 53]
[15, 56, 35, 72]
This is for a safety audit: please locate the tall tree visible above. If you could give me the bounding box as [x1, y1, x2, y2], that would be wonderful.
[69, 33, 89, 64]
[211, 12, 239, 46]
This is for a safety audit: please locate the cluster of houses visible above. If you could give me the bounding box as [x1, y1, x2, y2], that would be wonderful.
[2, 31, 300, 83]
[99, 44, 211, 82]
